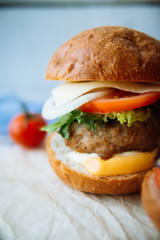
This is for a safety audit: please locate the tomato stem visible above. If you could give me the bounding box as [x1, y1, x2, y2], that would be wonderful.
[21, 102, 32, 119]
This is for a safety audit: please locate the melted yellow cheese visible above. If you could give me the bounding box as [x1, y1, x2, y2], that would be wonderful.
[84, 149, 157, 176]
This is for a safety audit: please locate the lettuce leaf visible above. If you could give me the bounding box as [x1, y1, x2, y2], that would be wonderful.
[103, 108, 151, 127]
[41, 108, 151, 139]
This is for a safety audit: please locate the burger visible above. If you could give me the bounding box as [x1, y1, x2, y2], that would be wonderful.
[42, 26, 160, 194]
[141, 152, 160, 231]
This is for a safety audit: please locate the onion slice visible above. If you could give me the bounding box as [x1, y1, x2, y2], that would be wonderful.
[42, 89, 115, 120]
[52, 81, 160, 108]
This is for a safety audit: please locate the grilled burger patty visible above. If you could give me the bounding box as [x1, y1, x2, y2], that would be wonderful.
[65, 110, 160, 159]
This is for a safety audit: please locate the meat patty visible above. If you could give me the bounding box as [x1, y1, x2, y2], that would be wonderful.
[65, 111, 160, 159]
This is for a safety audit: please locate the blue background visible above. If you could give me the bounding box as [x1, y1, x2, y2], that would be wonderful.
[0, 4, 160, 134]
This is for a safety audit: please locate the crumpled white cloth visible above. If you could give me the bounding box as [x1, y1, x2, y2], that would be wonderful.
[0, 143, 159, 240]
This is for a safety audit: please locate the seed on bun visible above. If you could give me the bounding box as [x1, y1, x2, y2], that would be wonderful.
[42, 26, 160, 194]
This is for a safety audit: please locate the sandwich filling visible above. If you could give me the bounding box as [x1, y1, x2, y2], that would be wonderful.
[42, 81, 160, 176]
[51, 133, 157, 176]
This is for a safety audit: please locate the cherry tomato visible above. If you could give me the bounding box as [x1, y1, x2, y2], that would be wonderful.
[9, 113, 47, 148]
[155, 168, 160, 189]
[79, 91, 160, 114]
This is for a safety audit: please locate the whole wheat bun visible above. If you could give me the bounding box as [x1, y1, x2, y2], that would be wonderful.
[141, 168, 160, 231]
[46, 26, 160, 83]
[47, 134, 150, 195]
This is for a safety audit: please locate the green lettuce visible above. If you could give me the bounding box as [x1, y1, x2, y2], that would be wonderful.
[42, 110, 103, 139]
[42, 108, 151, 139]
[103, 108, 151, 127]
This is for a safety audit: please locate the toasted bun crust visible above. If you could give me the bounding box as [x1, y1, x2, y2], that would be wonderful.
[46, 134, 149, 195]
[46, 26, 160, 83]
[141, 168, 160, 231]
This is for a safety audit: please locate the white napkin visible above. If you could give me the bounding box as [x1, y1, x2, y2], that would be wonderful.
[0, 143, 159, 240]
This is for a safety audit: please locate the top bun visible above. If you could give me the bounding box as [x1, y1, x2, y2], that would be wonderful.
[46, 26, 160, 82]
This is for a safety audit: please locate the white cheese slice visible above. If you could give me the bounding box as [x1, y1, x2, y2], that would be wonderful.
[52, 81, 160, 107]
[42, 81, 160, 120]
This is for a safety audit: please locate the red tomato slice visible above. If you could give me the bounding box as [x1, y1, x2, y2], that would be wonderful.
[79, 91, 160, 114]
[155, 168, 160, 189]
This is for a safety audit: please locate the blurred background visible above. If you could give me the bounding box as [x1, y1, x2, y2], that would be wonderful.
[0, 0, 160, 135]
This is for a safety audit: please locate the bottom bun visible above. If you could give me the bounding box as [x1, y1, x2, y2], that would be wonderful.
[46, 133, 150, 195]
[141, 168, 160, 231]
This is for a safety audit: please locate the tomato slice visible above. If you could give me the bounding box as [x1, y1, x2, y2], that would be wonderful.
[79, 91, 160, 114]
[155, 168, 160, 189]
